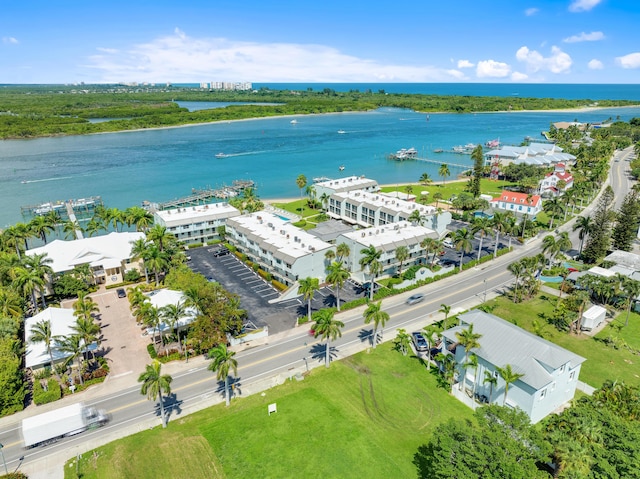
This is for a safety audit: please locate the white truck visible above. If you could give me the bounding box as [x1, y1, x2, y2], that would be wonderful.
[21, 402, 110, 448]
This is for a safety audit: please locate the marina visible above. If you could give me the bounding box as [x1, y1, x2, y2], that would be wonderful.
[20, 196, 103, 220]
[146, 179, 255, 212]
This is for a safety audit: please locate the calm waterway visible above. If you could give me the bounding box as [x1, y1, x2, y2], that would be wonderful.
[1, 102, 640, 228]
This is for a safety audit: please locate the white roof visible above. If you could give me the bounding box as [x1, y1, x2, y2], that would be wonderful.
[26, 232, 145, 273]
[144, 289, 198, 333]
[154, 202, 240, 227]
[339, 221, 437, 251]
[227, 211, 333, 263]
[314, 175, 378, 192]
[583, 304, 607, 320]
[587, 266, 616, 278]
[333, 190, 436, 217]
[25, 307, 96, 369]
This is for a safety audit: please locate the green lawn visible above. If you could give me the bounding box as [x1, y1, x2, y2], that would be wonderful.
[487, 294, 640, 388]
[67, 344, 472, 479]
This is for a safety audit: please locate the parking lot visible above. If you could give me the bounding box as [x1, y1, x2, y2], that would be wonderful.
[187, 246, 366, 334]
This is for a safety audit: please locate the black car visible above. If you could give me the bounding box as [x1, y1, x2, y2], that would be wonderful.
[116, 288, 126, 298]
[212, 248, 229, 257]
[411, 331, 429, 352]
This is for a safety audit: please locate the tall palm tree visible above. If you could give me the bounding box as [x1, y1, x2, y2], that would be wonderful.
[84, 218, 104, 237]
[542, 235, 559, 268]
[208, 344, 238, 407]
[296, 174, 307, 200]
[453, 227, 473, 271]
[359, 245, 382, 300]
[335, 243, 350, 263]
[362, 300, 390, 348]
[145, 244, 168, 286]
[455, 324, 482, 391]
[326, 261, 349, 312]
[421, 324, 439, 370]
[70, 316, 101, 366]
[29, 215, 55, 245]
[543, 197, 565, 229]
[508, 260, 526, 302]
[0, 288, 22, 319]
[312, 308, 344, 368]
[395, 245, 409, 275]
[394, 328, 412, 356]
[483, 370, 497, 402]
[439, 303, 451, 330]
[420, 237, 437, 269]
[419, 172, 433, 187]
[438, 163, 450, 186]
[130, 238, 151, 283]
[62, 220, 83, 240]
[138, 360, 173, 428]
[408, 209, 423, 225]
[471, 217, 492, 262]
[13, 266, 45, 312]
[55, 334, 85, 385]
[298, 277, 319, 324]
[496, 364, 524, 406]
[490, 211, 510, 258]
[146, 225, 172, 252]
[124, 206, 154, 232]
[72, 292, 100, 322]
[573, 215, 592, 255]
[30, 319, 58, 378]
[622, 277, 640, 327]
[160, 301, 187, 352]
[140, 302, 161, 345]
[22, 252, 53, 310]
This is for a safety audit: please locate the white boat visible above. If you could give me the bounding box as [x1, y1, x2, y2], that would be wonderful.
[337, 130, 346, 134]
[339, 165, 345, 171]
[313, 176, 331, 183]
[388, 147, 418, 160]
[452, 143, 477, 154]
[215, 152, 227, 158]
[290, 119, 297, 124]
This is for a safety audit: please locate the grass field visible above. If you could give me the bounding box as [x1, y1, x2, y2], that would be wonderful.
[487, 294, 640, 388]
[66, 344, 472, 479]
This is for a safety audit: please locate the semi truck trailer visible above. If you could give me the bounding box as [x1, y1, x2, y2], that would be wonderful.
[21, 402, 109, 448]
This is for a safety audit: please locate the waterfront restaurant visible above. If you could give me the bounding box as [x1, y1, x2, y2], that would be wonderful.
[225, 211, 334, 286]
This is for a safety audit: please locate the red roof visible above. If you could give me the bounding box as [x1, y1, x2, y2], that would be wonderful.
[545, 171, 573, 182]
[494, 190, 541, 205]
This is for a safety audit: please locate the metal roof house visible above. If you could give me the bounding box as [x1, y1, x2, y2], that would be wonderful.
[440, 310, 585, 423]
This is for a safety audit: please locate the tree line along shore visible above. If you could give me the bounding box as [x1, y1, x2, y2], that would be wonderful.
[0, 84, 637, 140]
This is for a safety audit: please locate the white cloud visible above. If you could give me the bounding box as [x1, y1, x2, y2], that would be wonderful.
[568, 0, 601, 12]
[86, 29, 460, 83]
[616, 52, 640, 69]
[588, 59, 603, 70]
[525, 8, 539, 16]
[476, 60, 511, 78]
[457, 59, 474, 69]
[2, 36, 18, 45]
[511, 71, 529, 81]
[446, 69, 466, 79]
[563, 31, 605, 43]
[515, 45, 572, 74]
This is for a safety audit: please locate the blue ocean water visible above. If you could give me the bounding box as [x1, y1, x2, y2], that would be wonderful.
[1, 83, 639, 228]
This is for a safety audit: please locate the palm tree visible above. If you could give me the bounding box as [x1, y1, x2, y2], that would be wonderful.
[298, 277, 319, 324]
[208, 344, 238, 407]
[573, 215, 592, 255]
[22, 252, 53, 310]
[439, 303, 451, 330]
[359, 245, 382, 300]
[490, 211, 510, 258]
[622, 278, 640, 327]
[160, 301, 187, 352]
[124, 206, 154, 232]
[146, 225, 172, 252]
[483, 370, 497, 402]
[145, 244, 168, 286]
[395, 245, 409, 275]
[84, 218, 104, 237]
[326, 261, 349, 312]
[471, 217, 492, 262]
[508, 260, 526, 302]
[296, 174, 307, 200]
[335, 243, 350, 263]
[455, 324, 482, 391]
[393, 328, 412, 356]
[70, 316, 101, 366]
[130, 237, 151, 283]
[29, 215, 55, 245]
[320, 192, 330, 210]
[362, 300, 390, 348]
[420, 237, 437, 269]
[55, 334, 85, 385]
[543, 197, 565, 229]
[30, 319, 59, 378]
[312, 309, 344, 368]
[422, 324, 439, 370]
[438, 163, 450, 186]
[496, 364, 524, 406]
[0, 288, 22, 319]
[542, 235, 559, 268]
[419, 172, 433, 187]
[138, 360, 173, 428]
[408, 209, 423, 225]
[140, 302, 161, 345]
[465, 354, 479, 400]
[432, 191, 443, 209]
[13, 266, 45, 312]
[453, 227, 473, 271]
[72, 292, 100, 321]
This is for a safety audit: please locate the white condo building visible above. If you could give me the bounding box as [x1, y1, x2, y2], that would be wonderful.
[225, 212, 334, 286]
[313, 176, 379, 201]
[335, 221, 439, 280]
[327, 190, 451, 236]
[153, 202, 241, 245]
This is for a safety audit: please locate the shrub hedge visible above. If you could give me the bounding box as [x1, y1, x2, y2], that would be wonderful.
[33, 378, 62, 405]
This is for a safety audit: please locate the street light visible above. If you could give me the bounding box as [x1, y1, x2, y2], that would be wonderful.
[483, 279, 488, 304]
[303, 357, 309, 372]
[0, 442, 8, 475]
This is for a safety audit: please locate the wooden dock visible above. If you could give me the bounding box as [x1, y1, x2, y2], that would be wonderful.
[153, 179, 256, 211]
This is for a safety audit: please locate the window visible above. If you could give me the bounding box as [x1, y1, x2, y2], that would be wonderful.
[539, 388, 547, 400]
[569, 370, 575, 381]
[559, 364, 565, 374]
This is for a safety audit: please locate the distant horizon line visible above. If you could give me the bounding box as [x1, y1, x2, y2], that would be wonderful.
[1, 81, 640, 86]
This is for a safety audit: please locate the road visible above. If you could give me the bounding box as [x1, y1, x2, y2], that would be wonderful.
[0, 146, 635, 475]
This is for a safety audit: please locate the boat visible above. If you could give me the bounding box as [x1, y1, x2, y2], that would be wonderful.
[313, 176, 331, 183]
[337, 130, 346, 134]
[215, 152, 227, 158]
[485, 139, 500, 149]
[290, 119, 297, 124]
[433, 148, 444, 153]
[339, 165, 345, 171]
[452, 143, 477, 154]
[387, 147, 418, 160]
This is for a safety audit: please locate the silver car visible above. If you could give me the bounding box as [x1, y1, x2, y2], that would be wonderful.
[406, 293, 425, 305]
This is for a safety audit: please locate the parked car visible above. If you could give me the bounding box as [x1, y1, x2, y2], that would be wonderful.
[406, 293, 425, 305]
[212, 248, 229, 257]
[443, 238, 454, 248]
[411, 331, 429, 352]
[116, 288, 126, 298]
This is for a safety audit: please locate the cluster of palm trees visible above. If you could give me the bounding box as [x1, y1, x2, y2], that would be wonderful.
[577, 273, 640, 327]
[0, 248, 53, 314]
[130, 224, 183, 286]
[29, 292, 102, 385]
[507, 254, 546, 303]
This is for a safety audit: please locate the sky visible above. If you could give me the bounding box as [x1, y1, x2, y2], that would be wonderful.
[1, 0, 639, 84]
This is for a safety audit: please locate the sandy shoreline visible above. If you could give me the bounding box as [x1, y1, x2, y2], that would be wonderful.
[91, 104, 640, 137]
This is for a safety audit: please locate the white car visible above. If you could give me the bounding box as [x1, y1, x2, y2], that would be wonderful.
[443, 238, 454, 248]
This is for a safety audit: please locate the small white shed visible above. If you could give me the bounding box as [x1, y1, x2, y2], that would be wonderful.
[581, 305, 607, 331]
